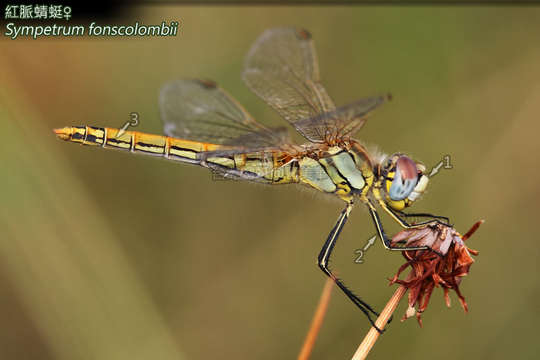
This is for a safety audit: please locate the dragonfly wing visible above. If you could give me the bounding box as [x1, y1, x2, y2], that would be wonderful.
[221, 126, 290, 148]
[242, 27, 336, 143]
[294, 95, 391, 142]
[159, 78, 288, 147]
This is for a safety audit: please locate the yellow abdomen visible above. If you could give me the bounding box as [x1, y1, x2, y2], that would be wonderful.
[54, 126, 299, 185]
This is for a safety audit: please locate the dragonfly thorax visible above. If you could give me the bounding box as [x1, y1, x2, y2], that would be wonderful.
[298, 142, 375, 202]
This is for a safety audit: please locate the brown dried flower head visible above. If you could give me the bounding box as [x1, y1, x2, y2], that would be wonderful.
[389, 221, 482, 326]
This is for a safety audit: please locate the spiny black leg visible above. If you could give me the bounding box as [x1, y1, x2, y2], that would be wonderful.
[368, 206, 430, 252]
[368, 206, 444, 257]
[317, 205, 387, 333]
[378, 201, 450, 229]
[395, 210, 451, 226]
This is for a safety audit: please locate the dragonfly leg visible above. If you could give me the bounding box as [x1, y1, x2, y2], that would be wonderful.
[376, 199, 450, 229]
[367, 204, 444, 256]
[394, 209, 451, 227]
[317, 204, 388, 333]
[367, 204, 428, 251]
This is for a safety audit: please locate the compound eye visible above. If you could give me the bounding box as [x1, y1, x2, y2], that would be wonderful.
[388, 156, 419, 201]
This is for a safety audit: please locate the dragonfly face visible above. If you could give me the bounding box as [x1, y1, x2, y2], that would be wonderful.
[376, 153, 429, 211]
[54, 26, 448, 332]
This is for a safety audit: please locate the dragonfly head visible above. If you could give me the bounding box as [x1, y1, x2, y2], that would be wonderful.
[379, 154, 428, 210]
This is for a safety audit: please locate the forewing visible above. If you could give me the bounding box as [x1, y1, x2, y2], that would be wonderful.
[294, 95, 390, 142]
[242, 27, 336, 143]
[159, 78, 288, 148]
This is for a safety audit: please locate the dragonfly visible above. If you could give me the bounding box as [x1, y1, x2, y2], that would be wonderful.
[54, 27, 449, 332]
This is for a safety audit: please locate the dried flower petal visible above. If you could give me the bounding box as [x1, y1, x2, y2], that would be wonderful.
[389, 220, 482, 326]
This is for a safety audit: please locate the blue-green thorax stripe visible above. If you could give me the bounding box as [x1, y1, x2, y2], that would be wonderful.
[331, 152, 366, 190]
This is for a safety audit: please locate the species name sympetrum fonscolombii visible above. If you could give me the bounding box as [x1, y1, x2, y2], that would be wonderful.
[55, 27, 449, 332]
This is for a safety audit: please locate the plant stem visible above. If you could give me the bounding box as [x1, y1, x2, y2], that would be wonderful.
[298, 277, 334, 360]
[351, 283, 408, 360]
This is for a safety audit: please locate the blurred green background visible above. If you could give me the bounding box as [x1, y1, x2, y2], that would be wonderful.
[2, 5, 540, 360]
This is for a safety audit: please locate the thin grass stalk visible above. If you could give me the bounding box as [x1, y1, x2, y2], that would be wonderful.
[351, 282, 409, 360]
[298, 278, 334, 360]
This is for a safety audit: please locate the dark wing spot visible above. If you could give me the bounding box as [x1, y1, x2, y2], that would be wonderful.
[195, 79, 217, 89]
[296, 28, 312, 40]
